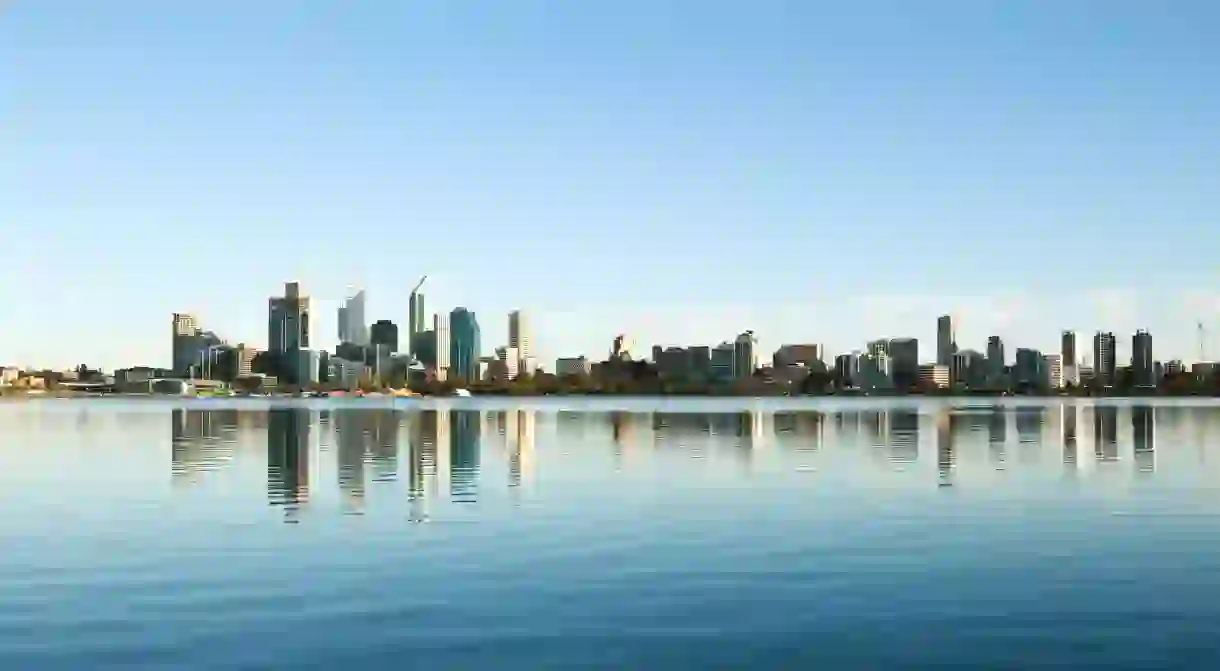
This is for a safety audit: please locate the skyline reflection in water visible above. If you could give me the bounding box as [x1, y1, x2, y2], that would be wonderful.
[8, 399, 1220, 668]
[146, 401, 1220, 521]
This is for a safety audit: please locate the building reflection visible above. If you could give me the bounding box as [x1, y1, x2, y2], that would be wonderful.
[507, 410, 536, 489]
[888, 409, 919, 465]
[988, 407, 1007, 469]
[267, 408, 311, 521]
[333, 409, 367, 514]
[450, 410, 481, 503]
[936, 410, 955, 487]
[154, 402, 1220, 518]
[1094, 406, 1119, 462]
[406, 409, 449, 521]
[370, 411, 400, 484]
[1015, 406, 1044, 445]
[171, 409, 238, 482]
[862, 410, 885, 447]
[1062, 404, 1078, 468]
[1133, 406, 1155, 473]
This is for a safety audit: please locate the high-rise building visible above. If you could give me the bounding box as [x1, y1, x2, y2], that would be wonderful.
[1132, 330, 1154, 387]
[986, 336, 1005, 385]
[888, 337, 919, 389]
[733, 331, 757, 379]
[1044, 353, 1063, 389]
[433, 314, 451, 378]
[508, 310, 532, 361]
[408, 282, 426, 356]
[172, 313, 200, 375]
[370, 319, 399, 354]
[449, 308, 481, 382]
[936, 315, 954, 367]
[1061, 330, 1078, 386]
[1093, 331, 1117, 387]
[338, 290, 368, 346]
[1014, 348, 1044, 389]
[1061, 331, 1076, 366]
[268, 281, 311, 384]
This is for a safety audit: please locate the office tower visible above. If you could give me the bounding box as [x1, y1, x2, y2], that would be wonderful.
[268, 281, 311, 384]
[986, 336, 1005, 385]
[888, 337, 919, 389]
[1132, 330, 1153, 387]
[370, 319, 399, 353]
[269, 282, 310, 353]
[508, 310, 532, 360]
[867, 339, 890, 358]
[1093, 331, 1117, 387]
[1061, 330, 1076, 365]
[408, 277, 428, 357]
[338, 290, 368, 346]
[1044, 354, 1063, 388]
[734, 331, 757, 379]
[1014, 348, 1044, 389]
[432, 313, 451, 378]
[449, 308, 480, 382]
[172, 313, 200, 375]
[937, 315, 954, 367]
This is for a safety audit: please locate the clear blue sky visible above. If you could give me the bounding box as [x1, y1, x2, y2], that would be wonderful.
[2, 1, 1218, 370]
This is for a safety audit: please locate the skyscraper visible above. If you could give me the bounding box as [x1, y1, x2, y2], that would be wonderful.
[986, 336, 1005, 384]
[433, 312, 451, 378]
[936, 314, 954, 367]
[370, 319, 399, 354]
[1061, 331, 1076, 366]
[268, 281, 311, 383]
[888, 337, 919, 389]
[449, 308, 481, 382]
[508, 310, 532, 360]
[409, 281, 427, 355]
[1132, 330, 1153, 387]
[734, 331, 758, 379]
[1093, 331, 1117, 388]
[172, 313, 199, 375]
[1061, 330, 1078, 386]
[338, 290, 368, 346]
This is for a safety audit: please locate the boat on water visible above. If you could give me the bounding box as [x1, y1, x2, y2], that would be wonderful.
[453, 389, 472, 398]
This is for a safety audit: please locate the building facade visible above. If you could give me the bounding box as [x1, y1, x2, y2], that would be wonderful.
[555, 356, 592, 377]
[888, 338, 919, 389]
[1132, 330, 1153, 387]
[433, 313, 451, 380]
[268, 282, 311, 385]
[1093, 331, 1117, 387]
[936, 315, 954, 367]
[449, 308, 481, 382]
[338, 290, 368, 346]
[370, 319, 399, 354]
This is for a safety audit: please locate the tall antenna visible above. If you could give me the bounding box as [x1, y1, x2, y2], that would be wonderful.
[1199, 321, 1208, 362]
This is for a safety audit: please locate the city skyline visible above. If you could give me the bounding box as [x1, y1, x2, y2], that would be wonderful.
[3, 3, 1219, 369]
[7, 280, 1220, 372]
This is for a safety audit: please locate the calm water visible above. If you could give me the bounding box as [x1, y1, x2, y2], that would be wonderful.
[4, 398, 1220, 669]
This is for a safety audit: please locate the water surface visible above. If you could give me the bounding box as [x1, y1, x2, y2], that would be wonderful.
[3, 398, 1220, 669]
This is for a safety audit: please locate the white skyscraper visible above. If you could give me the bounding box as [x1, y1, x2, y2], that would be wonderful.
[433, 312, 451, 378]
[508, 310, 532, 360]
[338, 290, 368, 346]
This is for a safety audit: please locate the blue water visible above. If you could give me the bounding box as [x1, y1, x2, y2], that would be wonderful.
[3, 398, 1220, 668]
